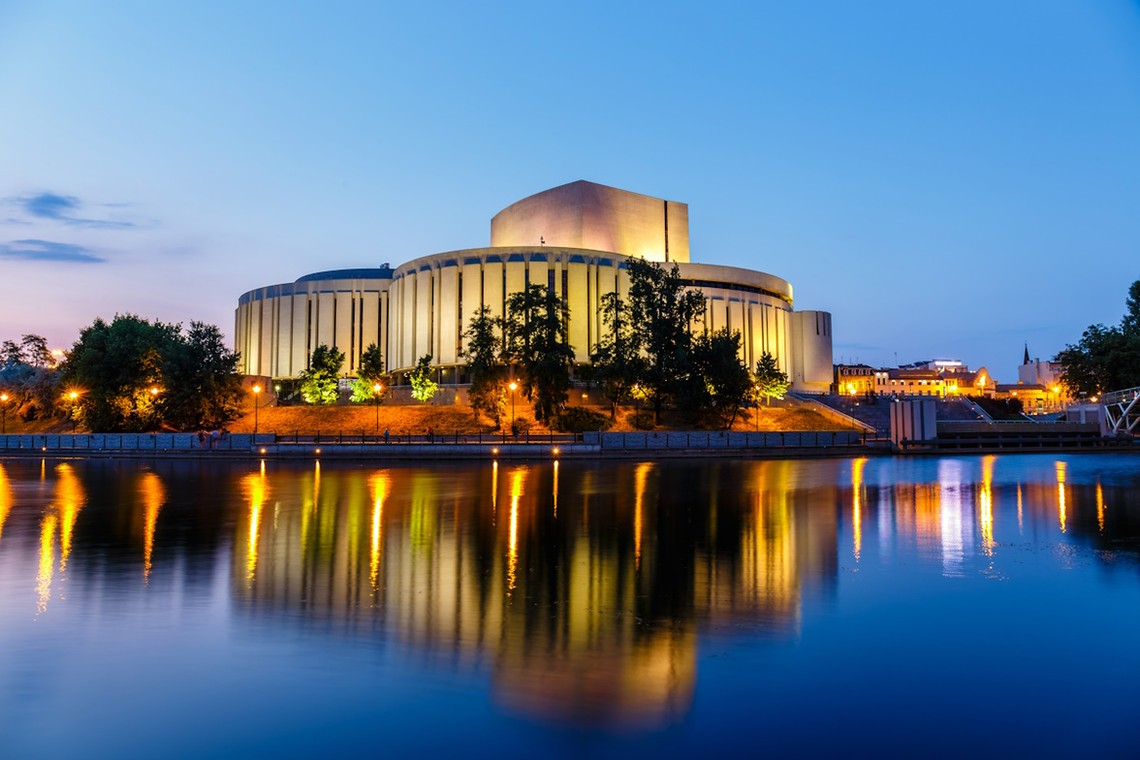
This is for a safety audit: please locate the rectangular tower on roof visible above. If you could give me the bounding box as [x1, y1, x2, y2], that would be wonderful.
[490, 180, 690, 263]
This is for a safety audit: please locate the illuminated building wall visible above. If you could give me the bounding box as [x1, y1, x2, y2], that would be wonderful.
[490, 180, 690, 263]
[235, 181, 834, 391]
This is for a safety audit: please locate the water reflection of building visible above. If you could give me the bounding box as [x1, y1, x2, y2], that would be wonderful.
[9, 456, 1140, 729]
[231, 460, 840, 727]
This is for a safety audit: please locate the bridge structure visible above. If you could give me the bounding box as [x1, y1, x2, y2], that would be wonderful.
[1102, 386, 1140, 436]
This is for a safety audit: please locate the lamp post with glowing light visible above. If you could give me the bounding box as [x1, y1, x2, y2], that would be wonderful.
[149, 386, 160, 432]
[252, 384, 261, 435]
[508, 380, 518, 431]
[0, 392, 8, 435]
[372, 382, 383, 434]
[847, 382, 858, 432]
[753, 384, 760, 432]
[67, 390, 79, 432]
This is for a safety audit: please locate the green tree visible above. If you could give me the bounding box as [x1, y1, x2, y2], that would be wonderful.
[409, 354, 439, 403]
[61, 316, 245, 431]
[299, 344, 345, 404]
[350, 343, 388, 402]
[754, 351, 790, 407]
[1, 340, 24, 367]
[1057, 280, 1140, 395]
[589, 291, 646, 419]
[21, 334, 53, 368]
[687, 329, 752, 428]
[0, 336, 60, 423]
[62, 315, 181, 431]
[462, 305, 506, 426]
[504, 284, 574, 423]
[626, 258, 706, 424]
[162, 321, 245, 429]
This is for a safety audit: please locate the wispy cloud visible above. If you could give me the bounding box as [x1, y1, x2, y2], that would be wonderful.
[0, 239, 107, 263]
[4, 192, 142, 229]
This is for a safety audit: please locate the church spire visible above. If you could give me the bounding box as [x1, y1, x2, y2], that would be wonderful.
[1023, 343, 1030, 365]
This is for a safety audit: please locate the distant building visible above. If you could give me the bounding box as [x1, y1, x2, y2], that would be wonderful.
[836, 360, 995, 398]
[835, 364, 876, 396]
[235, 181, 835, 391]
[992, 344, 1068, 412]
[1018, 344, 1066, 388]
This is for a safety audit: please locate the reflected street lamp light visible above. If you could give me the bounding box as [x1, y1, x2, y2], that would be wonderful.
[373, 382, 383, 434]
[252, 384, 262, 435]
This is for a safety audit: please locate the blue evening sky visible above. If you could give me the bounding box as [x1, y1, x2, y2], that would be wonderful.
[2, 1, 1138, 380]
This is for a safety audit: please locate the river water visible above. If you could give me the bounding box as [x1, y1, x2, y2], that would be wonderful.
[1, 453, 1138, 758]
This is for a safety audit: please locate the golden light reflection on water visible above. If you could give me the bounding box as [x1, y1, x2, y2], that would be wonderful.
[5, 456, 1133, 729]
[1056, 461, 1067, 533]
[31, 464, 88, 613]
[507, 467, 526, 594]
[55, 464, 84, 572]
[242, 465, 268, 583]
[634, 462, 654, 569]
[979, 455, 995, 556]
[851, 458, 865, 562]
[1017, 483, 1024, 532]
[369, 470, 390, 594]
[36, 513, 56, 615]
[0, 463, 11, 544]
[138, 472, 166, 582]
[1096, 482, 1105, 534]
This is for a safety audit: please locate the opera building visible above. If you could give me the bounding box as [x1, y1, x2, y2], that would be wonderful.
[235, 181, 834, 391]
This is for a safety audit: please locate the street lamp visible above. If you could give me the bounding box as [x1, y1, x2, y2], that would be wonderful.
[372, 382, 383, 434]
[0, 392, 7, 435]
[67, 390, 79, 432]
[149, 386, 160, 432]
[252, 384, 261, 435]
[508, 380, 518, 430]
[753, 384, 760, 431]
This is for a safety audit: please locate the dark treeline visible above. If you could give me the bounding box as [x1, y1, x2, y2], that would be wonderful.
[1057, 280, 1140, 395]
[1, 315, 244, 432]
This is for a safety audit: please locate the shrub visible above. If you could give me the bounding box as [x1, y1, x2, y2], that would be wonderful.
[631, 410, 655, 430]
[556, 406, 613, 433]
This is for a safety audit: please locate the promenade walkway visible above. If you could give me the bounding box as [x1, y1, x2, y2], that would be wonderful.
[0, 429, 876, 460]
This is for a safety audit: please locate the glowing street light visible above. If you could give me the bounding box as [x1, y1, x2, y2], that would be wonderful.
[372, 382, 383, 434]
[753, 383, 760, 431]
[508, 380, 519, 430]
[66, 390, 80, 432]
[252, 384, 262, 435]
[0, 391, 8, 435]
[149, 386, 161, 432]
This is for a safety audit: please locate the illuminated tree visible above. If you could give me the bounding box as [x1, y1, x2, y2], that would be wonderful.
[754, 351, 789, 407]
[626, 258, 706, 424]
[462, 305, 506, 426]
[589, 291, 645, 419]
[504, 284, 574, 423]
[299, 344, 344, 405]
[409, 354, 439, 403]
[350, 343, 387, 402]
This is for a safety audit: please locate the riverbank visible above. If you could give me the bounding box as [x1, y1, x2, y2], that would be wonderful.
[0, 429, 879, 461]
[0, 399, 847, 437]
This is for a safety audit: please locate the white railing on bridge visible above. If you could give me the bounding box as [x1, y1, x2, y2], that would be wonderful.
[1101, 387, 1140, 436]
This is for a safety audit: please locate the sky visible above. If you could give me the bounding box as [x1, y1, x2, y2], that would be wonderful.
[1, 1, 1139, 382]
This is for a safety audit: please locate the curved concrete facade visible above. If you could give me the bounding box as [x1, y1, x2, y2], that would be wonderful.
[235, 182, 834, 391]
